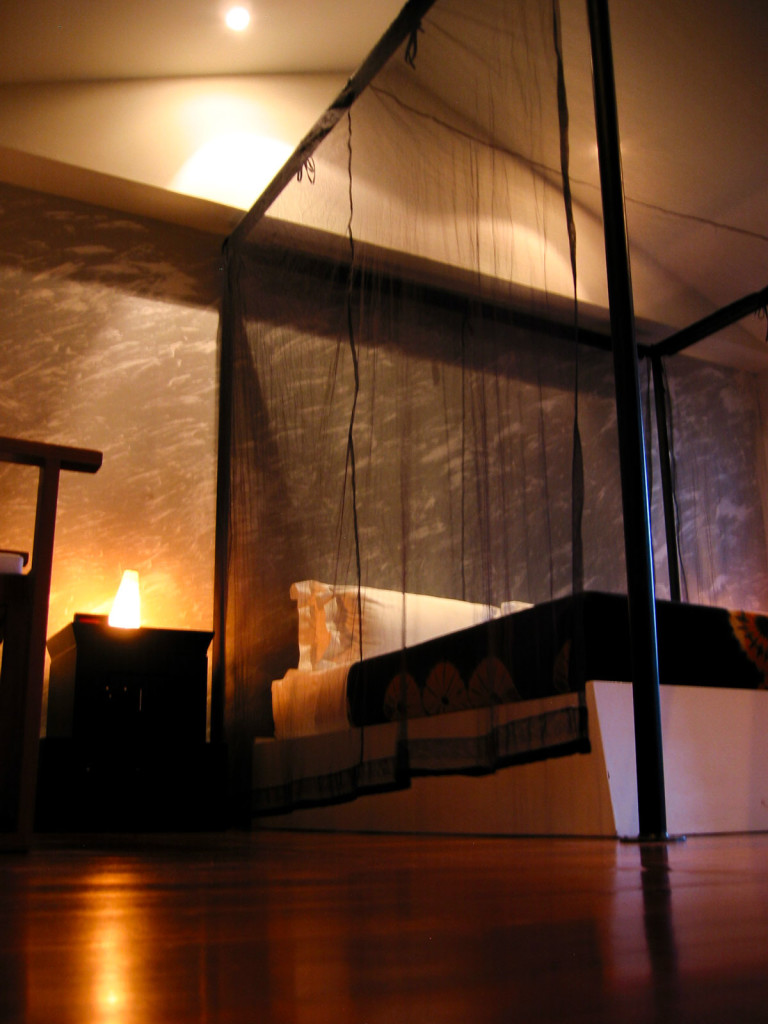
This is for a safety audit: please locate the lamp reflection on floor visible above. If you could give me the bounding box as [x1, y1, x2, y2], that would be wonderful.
[87, 879, 131, 1022]
[25, 867, 141, 1023]
[52, 870, 134, 1023]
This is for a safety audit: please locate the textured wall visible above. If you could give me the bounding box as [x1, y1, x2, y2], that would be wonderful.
[0, 182, 223, 635]
[661, 356, 768, 610]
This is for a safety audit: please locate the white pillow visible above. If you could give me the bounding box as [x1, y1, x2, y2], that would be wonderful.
[290, 580, 500, 670]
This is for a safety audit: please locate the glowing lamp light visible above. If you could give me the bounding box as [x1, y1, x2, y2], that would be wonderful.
[108, 570, 141, 629]
[225, 6, 251, 31]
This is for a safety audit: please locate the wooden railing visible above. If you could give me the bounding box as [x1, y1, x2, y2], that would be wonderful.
[0, 437, 102, 847]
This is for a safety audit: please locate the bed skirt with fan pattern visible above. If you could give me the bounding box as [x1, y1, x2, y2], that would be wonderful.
[253, 592, 768, 815]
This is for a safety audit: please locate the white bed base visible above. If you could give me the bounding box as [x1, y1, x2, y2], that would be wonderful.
[252, 681, 768, 838]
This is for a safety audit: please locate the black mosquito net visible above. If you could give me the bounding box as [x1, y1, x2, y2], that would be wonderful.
[215, 0, 768, 813]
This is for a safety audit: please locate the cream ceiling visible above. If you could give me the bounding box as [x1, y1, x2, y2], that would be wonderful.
[0, 0, 766, 367]
[0, 1, 405, 82]
[0, 1, 404, 230]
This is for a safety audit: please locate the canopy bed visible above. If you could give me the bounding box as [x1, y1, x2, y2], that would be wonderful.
[213, 0, 768, 836]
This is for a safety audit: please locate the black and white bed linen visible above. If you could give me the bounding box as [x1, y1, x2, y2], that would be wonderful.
[255, 590, 768, 814]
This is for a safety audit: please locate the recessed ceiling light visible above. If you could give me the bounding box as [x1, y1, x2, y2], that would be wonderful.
[225, 6, 251, 31]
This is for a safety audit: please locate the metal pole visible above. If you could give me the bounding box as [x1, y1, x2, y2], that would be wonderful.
[227, 0, 439, 251]
[650, 354, 681, 601]
[654, 284, 768, 358]
[211, 249, 236, 748]
[586, 0, 667, 837]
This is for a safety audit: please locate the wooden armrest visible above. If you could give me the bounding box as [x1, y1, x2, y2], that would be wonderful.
[0, 436, 102, 474]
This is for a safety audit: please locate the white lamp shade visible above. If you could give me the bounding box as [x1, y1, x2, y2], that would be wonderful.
[108, 570, 141, 628]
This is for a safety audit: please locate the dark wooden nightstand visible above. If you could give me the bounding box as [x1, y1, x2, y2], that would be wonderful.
[36, 615, 226, 831]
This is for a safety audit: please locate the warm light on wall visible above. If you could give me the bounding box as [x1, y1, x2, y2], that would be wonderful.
[170, 131, 292, 210]
[108, 570, 141, 629]
[225, 6, 251, 31]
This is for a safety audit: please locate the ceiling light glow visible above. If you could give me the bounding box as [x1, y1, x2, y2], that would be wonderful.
[225, 6, 251, 31]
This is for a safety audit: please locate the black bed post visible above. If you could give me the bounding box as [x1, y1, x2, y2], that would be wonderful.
[211, 245, 235, 748]
[586, 0, 668, 838]
[650, 353, 682, 602]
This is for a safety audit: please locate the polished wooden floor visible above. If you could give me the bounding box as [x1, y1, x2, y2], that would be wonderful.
[1, 830, 767, 1023]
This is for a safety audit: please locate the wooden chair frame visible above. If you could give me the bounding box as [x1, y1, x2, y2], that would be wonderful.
[0, 437, 102, 847]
